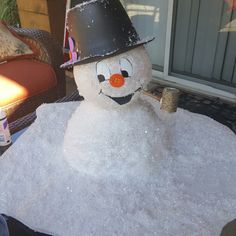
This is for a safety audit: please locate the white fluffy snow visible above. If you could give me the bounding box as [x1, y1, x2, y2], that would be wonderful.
[0, 97, 236, 236]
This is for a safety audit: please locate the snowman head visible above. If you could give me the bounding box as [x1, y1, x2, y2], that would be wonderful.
[73, 46, 152, 107]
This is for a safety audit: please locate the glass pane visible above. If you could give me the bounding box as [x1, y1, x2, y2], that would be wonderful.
[121, 0, 169, 70]
[171, 0, 236, 87]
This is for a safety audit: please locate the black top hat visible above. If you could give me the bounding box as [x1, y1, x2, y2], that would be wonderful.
[61, 0, 154, 68]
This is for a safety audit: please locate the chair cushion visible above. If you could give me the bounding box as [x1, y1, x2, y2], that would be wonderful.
[0, 59, 57, 107]
[0, 22, 35, 62]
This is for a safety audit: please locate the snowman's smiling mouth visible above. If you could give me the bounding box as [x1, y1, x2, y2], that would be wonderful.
[100, 88, 141, 105]
[108, 94, 133, 105]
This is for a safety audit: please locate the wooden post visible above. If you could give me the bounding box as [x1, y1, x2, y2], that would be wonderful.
[16, 0, 66, 46]
[160, 87, 180, 113]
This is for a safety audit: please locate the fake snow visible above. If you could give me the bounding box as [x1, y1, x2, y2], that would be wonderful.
[68, 0, 99, 13]
[0, 96, 236, 236]
[68, 0, 110, 13]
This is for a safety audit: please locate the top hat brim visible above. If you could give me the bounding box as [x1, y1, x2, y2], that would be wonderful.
[60, 37, 154, 69]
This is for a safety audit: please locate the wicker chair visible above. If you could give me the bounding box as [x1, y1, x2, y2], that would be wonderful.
[1, 28, 66, 122]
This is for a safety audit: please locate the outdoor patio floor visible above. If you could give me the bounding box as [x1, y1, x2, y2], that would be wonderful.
[151, 85, 236, 134]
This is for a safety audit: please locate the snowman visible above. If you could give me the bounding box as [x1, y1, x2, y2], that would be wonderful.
[0, 2, 236, 234]
[61, 0, 166, 177]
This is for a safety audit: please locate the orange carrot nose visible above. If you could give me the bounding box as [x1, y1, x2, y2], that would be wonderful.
[109, 74, 125, 88]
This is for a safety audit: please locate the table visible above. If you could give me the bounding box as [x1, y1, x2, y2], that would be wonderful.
[0, 91, 83, 156]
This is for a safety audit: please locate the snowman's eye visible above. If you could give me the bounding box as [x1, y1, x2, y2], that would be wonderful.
[97, 74, 105, 83]
[121, 70, 129, 78]
[96, 61, 110, 83]
[120, 58, 133, 77]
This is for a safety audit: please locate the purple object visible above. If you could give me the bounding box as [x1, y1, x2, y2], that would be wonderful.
[3, 120, 8, 130]
[68, 37, 79, 62]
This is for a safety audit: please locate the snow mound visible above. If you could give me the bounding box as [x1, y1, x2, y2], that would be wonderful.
[63, 99, 166, 179]
[0, 98, 235, 236]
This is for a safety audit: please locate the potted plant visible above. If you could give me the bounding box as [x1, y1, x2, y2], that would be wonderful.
[0, 0, 20, 26]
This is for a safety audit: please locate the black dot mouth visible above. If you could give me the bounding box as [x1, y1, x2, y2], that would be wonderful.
[108, 94, 133, 105]
[100, 87, 142, 105]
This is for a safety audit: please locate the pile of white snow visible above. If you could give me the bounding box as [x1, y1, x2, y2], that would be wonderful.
[0, 98, 235, 236]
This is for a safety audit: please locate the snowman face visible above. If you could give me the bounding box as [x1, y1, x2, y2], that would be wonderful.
[73, 46, 152, 107]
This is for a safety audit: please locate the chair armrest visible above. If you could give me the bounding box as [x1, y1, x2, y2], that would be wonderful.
[9, 27, 65, 89]
[9, 90, 84, 135]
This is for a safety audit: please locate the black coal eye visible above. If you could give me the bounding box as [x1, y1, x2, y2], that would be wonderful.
[97, 74, 105, 83]
[121, 70, 129, 78]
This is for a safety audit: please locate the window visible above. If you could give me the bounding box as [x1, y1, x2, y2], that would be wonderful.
[121, 0, 169, 71]
[171, 0, 236, 87]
